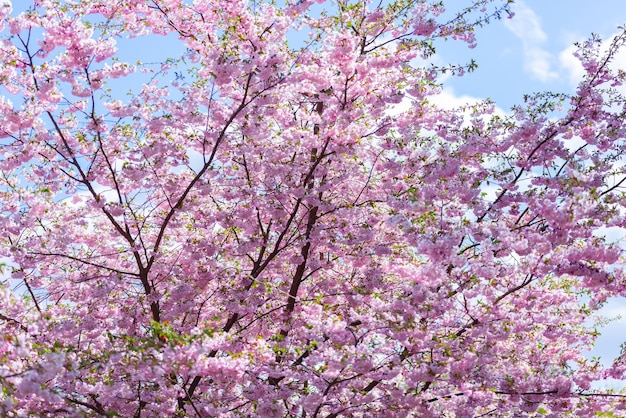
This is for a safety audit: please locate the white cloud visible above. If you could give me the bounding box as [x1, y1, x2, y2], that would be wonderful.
[428, 87, 481, 109]
[559, 44, 586, 87]
[504, 0, 559, 82]
[429, 87, 507, 118]
[559, 31, 626, 90]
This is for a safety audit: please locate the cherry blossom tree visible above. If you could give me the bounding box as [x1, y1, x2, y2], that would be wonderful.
[1, 0, 626, 416]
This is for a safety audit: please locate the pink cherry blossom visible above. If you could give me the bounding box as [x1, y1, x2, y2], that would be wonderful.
[0, 0, 625, 416]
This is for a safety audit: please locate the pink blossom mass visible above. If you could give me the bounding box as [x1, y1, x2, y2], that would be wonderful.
[1, 0, 626, 416]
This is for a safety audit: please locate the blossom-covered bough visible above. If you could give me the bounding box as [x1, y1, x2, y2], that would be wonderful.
[1, 0, 626, 416]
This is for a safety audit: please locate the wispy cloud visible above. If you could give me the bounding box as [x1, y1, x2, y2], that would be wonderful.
[559, 31, 626, 90]
[558, 44, 586, 87]
[428, 87, 481, 109]
[504, 0, 559, 82]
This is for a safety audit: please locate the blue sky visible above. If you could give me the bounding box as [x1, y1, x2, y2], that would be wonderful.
[441, 0, 626, 108]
